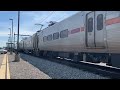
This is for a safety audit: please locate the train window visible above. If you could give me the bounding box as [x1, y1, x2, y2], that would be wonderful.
[43, 36, 47, 42]
[60, 29, 68, 38]
[47, 34, 52, 41]
[53, 32, 59, 40]
[97, 14, 103, 30]
[88, 18, 93, 32]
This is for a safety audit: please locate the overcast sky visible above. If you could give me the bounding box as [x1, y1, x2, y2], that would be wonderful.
[0, 11, 79, 47]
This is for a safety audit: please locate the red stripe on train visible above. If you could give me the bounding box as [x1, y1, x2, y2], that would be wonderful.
[106, 17, 120, 25]
[71, 28, 80, 34]
[81, 27, 84, 32]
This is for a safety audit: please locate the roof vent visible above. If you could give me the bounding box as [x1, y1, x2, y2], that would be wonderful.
[48, 21, 57, 27]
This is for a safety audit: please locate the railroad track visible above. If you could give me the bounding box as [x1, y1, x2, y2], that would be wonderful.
[20, 52, 120, 79]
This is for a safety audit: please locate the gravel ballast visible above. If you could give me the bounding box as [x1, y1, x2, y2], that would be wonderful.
[19, 53, 109, 79]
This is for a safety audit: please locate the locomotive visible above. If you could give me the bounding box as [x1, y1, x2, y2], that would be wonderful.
[19, 11, 120, 68]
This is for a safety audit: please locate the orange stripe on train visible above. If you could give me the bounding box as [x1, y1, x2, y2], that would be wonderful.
[106, 17, 120, 25]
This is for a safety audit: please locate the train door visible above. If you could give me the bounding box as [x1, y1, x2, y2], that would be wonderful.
[33, 34, 36, 49]
[86, 11, 105, 48]
[95, 11, 105, 48]
[34, 33, 39, 49]
[86, 11, 95, 47]
[33, 35, 35, 49]
[23, 41, 24, 50]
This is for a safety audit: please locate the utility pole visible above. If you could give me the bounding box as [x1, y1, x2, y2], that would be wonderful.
[17, 11, 20, 52]
[8, 28, 12, 54]
[7, 35, 10, 51]
[14, 32, 15, 50]
[14, 11, 20, 62]
[9, 18, 13, 54]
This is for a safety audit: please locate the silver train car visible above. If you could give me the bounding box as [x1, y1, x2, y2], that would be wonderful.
[19, 11, 120, 68]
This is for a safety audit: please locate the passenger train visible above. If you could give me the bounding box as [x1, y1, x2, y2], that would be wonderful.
[18, 11, 120, 68]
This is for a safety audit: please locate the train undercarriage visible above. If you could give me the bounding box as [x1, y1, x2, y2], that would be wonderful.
[18, 49, 120, 68]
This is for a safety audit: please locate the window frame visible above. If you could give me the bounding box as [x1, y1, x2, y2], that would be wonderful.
[53, 32, 59, 40]
[60, 29, 68, 38]
[87, 17, 93, 32]
[97, 14, 103, 30]
[47, 34, 52, 41]
[43, 36, 47, 42]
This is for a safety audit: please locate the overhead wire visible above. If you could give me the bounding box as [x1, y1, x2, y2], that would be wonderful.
[55, 12, 68, 22]
[40, 11, 56, 24]
[38, 11, 52, 23]
[56, 11, 79, 22]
